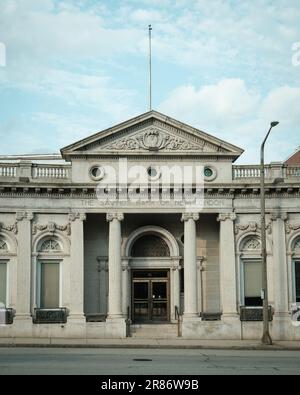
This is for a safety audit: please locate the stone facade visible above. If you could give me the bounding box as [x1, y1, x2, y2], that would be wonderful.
[0, 111, 300, 341]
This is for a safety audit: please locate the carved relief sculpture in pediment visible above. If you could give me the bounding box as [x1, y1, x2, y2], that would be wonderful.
[103, 128, 203, 152]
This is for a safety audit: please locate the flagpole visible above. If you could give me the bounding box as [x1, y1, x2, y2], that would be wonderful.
[149, 24, 152, 111]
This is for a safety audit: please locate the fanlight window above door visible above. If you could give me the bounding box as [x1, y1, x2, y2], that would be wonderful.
[293, 238, 300, 252]
[0, 239, 8, 252]
[39, 237, 62, 253]
[131, 235, 170, 257]
[241, 236, 261, 252]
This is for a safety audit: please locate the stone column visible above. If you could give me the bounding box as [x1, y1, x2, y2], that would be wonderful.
[69, 213, 86, 322]
[15, 211, 33, 321]
[218, 213, 238, 319]
[97, 257, 108, 316]
[197, 257, 205, 315]
[271, 211, 289, 322]
[106, 213, 124, 319]
[181, 213, 199, 319]
[171, 258, 181, 319]
[121, 259, 130, 318]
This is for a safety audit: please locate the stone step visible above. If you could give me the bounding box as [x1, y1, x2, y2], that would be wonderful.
[130, 324, 179, 339]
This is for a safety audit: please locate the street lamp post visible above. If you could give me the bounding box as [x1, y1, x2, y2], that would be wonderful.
[260, 121, 279, 345]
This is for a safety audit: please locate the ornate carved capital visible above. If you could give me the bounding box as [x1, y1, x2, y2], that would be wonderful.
[16, 211, 33, 222]
[106, 213, 124, 222]
[181, 213, 199, 222]
[69, 213, 87, 222]
[0, 222, 18, 234]
[121, 260, 130, 272]
[285, 222, 300, 234]
[197, 256, 205, 271]
[171, 258, 182, 271]
[217, 212, 236, 222]
[97, 257, 108, 272]
[270, 210, 288, 222]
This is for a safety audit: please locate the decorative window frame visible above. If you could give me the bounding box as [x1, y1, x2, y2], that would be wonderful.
[32, 232, 69, 310]
[32, 231, 70, 258]
[36, 259, 63, 309]
[287, 232, 300, 304]
[0, 259, 9, 308]
[237, 233, 262, 307]
[0, 232, 17, 309]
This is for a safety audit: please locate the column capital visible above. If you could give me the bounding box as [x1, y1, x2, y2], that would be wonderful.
[97, 257, 108, 272]
[171, 258, 182, 271]
[217, 212, 236, 222]
[181, 212, 199, 222]
[16, 211, 34, 222]
[69, 212, 86, 222]
[270, 210, 288, 222]
[121, 260, 130, 271]
[97, 256, 108, 271]
[197, 256, 205, 271]
[106, 213, 124, 222]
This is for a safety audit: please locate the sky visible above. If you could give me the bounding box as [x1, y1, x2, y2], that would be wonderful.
[0, 0, 299, 163]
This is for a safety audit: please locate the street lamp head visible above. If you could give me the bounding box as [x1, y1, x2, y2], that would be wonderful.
[270, 121, 279, 128]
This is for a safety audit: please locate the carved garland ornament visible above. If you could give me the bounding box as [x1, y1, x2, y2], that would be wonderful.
[285, 222, 300, 234]
[32, 221, 71, 236]
[104, 129, 202, 152]
[235, 221, 272, 235]
[0, 222, 18, 234]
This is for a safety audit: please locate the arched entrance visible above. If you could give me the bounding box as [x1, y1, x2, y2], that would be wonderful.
[124, 226, 180, 323]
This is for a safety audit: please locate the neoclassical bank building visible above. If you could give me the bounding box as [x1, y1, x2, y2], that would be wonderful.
[0, 111, 299, 342]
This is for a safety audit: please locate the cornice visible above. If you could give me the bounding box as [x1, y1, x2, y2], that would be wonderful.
[0, 184, 300, 199]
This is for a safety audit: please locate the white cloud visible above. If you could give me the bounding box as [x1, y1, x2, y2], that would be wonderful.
[0, 0, 142, 61]
[260, 86, 300, 124]
[131, 9, 164, 24]
[0, 0, 299, 161]
[159, 79, 300, 163]
[160, 79, 260, 127]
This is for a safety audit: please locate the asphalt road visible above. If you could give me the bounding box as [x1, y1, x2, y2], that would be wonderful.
[0, 347, 299, 375]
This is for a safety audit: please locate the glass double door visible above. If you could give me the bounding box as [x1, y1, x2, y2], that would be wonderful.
[132, 271, 170, 323]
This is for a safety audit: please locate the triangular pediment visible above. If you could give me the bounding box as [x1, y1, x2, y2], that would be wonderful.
[61, 111, 244, 161]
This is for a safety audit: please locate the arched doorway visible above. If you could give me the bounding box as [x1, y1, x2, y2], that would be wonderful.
[124, 226, 180, 324]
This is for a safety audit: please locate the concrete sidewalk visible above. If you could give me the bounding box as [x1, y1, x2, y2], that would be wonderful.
[0, 338, 300, 350]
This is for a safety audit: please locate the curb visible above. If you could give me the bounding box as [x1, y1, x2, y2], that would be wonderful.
[0, 342, 300, 351]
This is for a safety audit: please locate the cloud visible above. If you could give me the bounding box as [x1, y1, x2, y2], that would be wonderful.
[159, 79, 300, 163]
[130, 9, 164, 24]
[160, 79, 260, 126]
[0, 0, 142, 61]
[260, 86, 300, 125]
[0, 0, 299, 162]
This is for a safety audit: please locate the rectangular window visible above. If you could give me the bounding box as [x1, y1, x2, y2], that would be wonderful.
[0, 262, 7, 307]
[244, 260, 262, 307]
[296, 261, 300, 303]
[41, 262, 59, 309]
